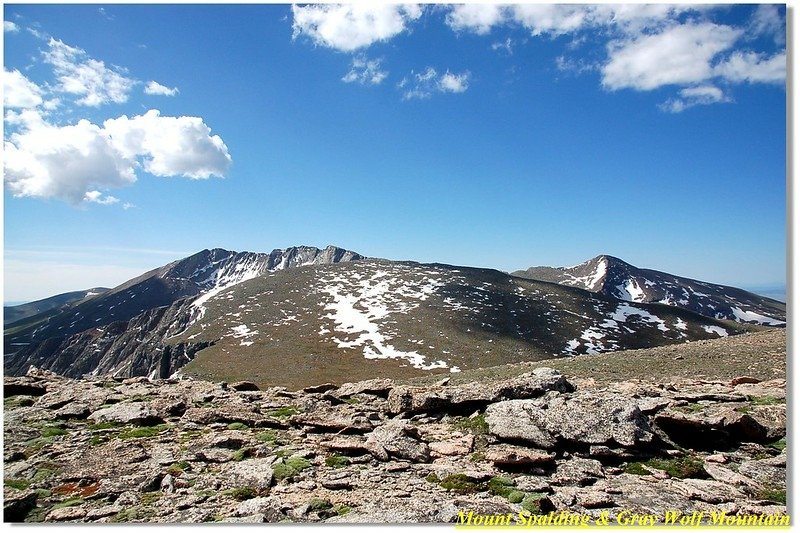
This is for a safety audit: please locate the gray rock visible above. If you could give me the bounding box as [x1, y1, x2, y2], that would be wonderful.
[235, 496, 283, 521]
[365, 420, 430, 462]
[551, 458, 605, 486]
[88, 402, 162, 425]
[485, 444, 555, 466]
[388, 368, 572, 415]
[46, 506, 88, 521]
[223, 458, 275, 490]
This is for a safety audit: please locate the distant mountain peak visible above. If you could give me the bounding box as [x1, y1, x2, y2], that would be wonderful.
[513, 255, 785, 326]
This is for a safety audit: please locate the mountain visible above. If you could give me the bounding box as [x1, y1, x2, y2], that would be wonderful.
[3, 246, 362, 361]
[513, 255, 785, 326]
[5, 252, 754, 389]
[4, 288, 109, 325]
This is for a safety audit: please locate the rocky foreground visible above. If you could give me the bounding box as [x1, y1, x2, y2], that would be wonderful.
[3, 360, 786, 523]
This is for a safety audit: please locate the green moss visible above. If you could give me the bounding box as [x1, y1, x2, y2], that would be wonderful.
[343, 397, 361, 405]
[750, 396, 784, 406]
[645, 456, 707, 479]
[140, 492, 161, 505]
[32, 468, 55, 483]
[227, 422, 249, 431]
[521, 493, 548, 515]
[232, 448, 253, 462]
[166, 461, 191, 476]
[439, 474, 481, 494]
[89, 434, 110, 446]
[89, 421, 124, 431]
[325, 454, 349, 468]
[488, 476, 515, 497]
[470, 452, 487, 463]
[51, 497, 84, 510]
[624, 462, 651, 476]
[334, 504, 352, 516]
[757, 487, 786, 504]
[425, 473, 440, 483]
[40, 426, 68, 438]
[226, 487, 258, 501]
[275, 448, 292, 459]
[34, 488, 52, 498]
[5, 478, 31, 490]
[507, 490, 526, 504]
[768, 438, 786, 451]
[308, 497, 332, 512]
[268, 406, 300, 418]
[255, 430, 277, 443]
[118, 424, 170, 440]
[453, 414, 489, 434]
[273, 455, 312, 481]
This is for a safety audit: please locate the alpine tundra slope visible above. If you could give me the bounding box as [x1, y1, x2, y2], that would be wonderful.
[4, 247, 782, 389]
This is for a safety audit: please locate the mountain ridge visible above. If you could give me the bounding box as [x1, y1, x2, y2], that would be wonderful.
[512, 254, 785, 326]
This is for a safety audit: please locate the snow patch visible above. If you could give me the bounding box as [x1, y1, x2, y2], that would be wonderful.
[702, 325, 728, 337]
[730, 306, 785, 326]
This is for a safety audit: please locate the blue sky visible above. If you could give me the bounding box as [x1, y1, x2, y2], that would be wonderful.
[3, 4, 786, 303]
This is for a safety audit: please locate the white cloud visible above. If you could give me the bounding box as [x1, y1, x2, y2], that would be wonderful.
[748, 4, 784, 44]
[491, 38, 513, 55]
[4, 118, 137, 204]
[4, 20, 19, 33]
[446, 4, 506, 35]
[342, 56, 388, 85]
[511, 4, 594, 36]
[715, 51, 785, 84]
[660, 85, 731, 113]
[401, 67, 471, 100]
[103, 110, 231, 179]
[602, 23, 742, 91]
[3, 68, 44, 109]
[4, 109, 232, 204]
[439, 70, 470, 93]
[84, 190, 120, 205]
[44, 38, 137, 106]
[144, 80, 179, 96]
[291, 4, 422, 52]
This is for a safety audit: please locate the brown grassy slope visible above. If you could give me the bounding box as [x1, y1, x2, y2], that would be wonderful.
[405, 329, 786, 387]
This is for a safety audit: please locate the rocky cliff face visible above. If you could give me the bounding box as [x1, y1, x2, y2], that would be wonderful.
[4, 339, 786, 523]
[514, 255, 785, 326]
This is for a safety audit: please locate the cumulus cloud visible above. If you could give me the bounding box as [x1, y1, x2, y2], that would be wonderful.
[103, 110, 231, 179]
[4, 68, 44, 109]
[4, 20, 19, 33]
[446, 4, 505, 35]
[4, 110, 232, 204]
[4, 118, 137, 204]
[715, 51, 786, 84]
[401, 67, 470, 100]
[144, 80, 179, 96]
[660, 85, 731, 113]
[44, 38, 136, 106]
[602, 23, 742, 91]
[342, 56, 388, 85]
[292, 3, 422, 52]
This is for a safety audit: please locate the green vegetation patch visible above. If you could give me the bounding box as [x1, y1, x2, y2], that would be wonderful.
[5, 478, 31, 490]
[118, 424, 170, 440]
[51, 497, 84, 510]
[438, 474, 482, 494]
[757, 487, 786, 504]
[273, 455, 313, 481]
[645, 456, 707, 479]
[749, 396, 784, 406]
[521, 493, 548, 515]
[453, 414, 489, 434]
[768, 438, 786, 451]
[623, 462, 651, 476]
[325, 454, 349, 468]
[255, 430, 278, 444]
[308, 498, 332, 512]
[40, 426, 68, 438]
[227, 422, 249, 431]
[268, 406, 300, 418]
[507, 490, 526, 504]
[487, 476, 515, 498]
[225, 487, 258, 501]
[334, 504, 352, 516]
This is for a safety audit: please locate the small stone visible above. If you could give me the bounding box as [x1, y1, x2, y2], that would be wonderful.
[46, 506, 88, 521]
[705, 453, 728, 464]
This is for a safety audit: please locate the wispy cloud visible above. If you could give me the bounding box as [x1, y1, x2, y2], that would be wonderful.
[144, 80, 179, 96]
[342, 56, 388, 85]
[400, 67, 471, 100]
